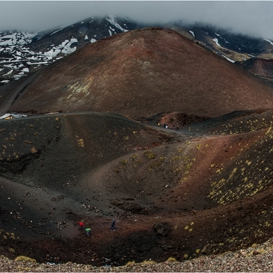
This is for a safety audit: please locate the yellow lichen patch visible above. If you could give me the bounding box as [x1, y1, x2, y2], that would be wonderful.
[125, 261, 136, 266]
[14, 256, 37, 263]
[166, 257, 177, 262]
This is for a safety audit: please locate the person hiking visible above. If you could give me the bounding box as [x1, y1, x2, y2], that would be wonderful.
[85, 228, 91, 236]
[110, 219, 116, 231]
[78, 220, 84, 230]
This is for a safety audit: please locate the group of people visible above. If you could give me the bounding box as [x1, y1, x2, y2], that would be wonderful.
[78, 219, 116, 235]
[78, 220, 91, 235]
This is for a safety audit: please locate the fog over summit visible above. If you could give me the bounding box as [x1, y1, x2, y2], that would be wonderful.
[0, 1, 273, 39]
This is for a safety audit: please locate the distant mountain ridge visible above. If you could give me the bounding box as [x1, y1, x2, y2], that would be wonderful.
[0, 16, 140, 84]
[1, 16, 273, 85]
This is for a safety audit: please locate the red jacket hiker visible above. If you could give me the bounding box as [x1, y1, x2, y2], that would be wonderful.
[78, 221, 84, 229]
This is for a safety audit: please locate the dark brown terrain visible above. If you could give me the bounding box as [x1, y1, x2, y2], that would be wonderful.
[1, 28, 273, 267]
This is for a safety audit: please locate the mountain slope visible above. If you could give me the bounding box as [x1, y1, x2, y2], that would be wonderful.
[0, 16, 139, 84]
[5, 27, 273, 118]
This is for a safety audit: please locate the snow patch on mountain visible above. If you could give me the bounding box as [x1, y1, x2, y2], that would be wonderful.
[223, 55, 235, 63]
[189, 30, 195, 37]
[0, 32, 36, 46]
[106, 16, 129, 32]
[213, 38, 221, 47]
[0, 16, 133, 84]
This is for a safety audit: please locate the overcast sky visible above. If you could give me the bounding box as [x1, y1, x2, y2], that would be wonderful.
[0, 1, 273, 39]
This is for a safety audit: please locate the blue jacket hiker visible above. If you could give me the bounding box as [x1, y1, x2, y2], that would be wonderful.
[110, 219, 116, 231]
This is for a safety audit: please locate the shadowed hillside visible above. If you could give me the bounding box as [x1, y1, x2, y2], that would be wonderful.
[240, 58, 273, 82]
[1, 109, 273, 265]
[3, 27, 273, 118]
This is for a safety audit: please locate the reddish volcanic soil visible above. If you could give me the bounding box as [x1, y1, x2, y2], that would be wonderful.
[1, 27, 273, 267]
[3, 27, 273, 118]
[1, 109, 273, 266]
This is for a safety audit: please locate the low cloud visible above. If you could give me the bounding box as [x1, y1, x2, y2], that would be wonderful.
[0, 1, 273, 39]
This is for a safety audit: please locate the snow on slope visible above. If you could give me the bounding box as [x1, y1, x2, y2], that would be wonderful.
[0, 16, 132, 85]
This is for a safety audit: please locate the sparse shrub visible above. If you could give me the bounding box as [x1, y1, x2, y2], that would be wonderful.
[144, 150, 156, 159]
[77, 139, 84, 147]
[8, 248, 15, 253]
[196, 144, 202, 150]
[120, 159, 127, 164]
